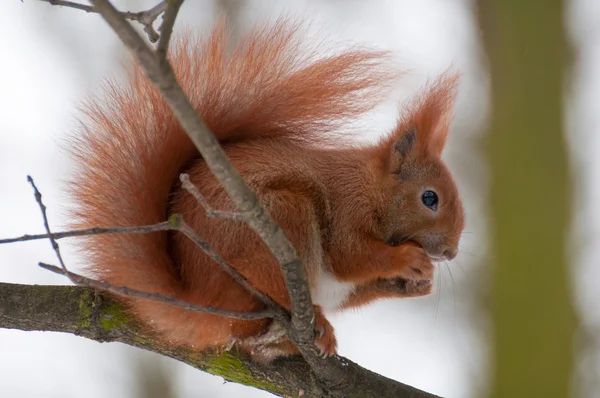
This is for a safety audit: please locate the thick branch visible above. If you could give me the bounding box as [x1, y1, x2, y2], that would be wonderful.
[0, 283, 440, 398]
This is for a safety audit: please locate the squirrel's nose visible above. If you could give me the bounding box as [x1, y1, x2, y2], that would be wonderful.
[443, 248, 458, 260]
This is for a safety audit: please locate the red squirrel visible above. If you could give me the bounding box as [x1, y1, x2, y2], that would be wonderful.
[67, 19, 465, 362]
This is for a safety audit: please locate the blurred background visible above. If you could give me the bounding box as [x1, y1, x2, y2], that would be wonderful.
[0, 0, 595, 397]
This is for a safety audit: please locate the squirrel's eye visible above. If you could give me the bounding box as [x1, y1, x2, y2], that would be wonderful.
[421, 190, 438, 211]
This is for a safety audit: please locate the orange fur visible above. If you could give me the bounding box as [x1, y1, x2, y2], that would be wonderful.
[67, 18, 464, 361]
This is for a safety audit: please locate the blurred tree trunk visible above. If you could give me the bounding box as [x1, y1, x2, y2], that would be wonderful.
[478, 2, 577, 397]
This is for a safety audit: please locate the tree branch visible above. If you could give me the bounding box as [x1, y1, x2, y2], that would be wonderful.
[0, 282, 440, 398]
[0, 222, 174, 245]
[39, 0, 167, 42]
[6, 177, 284, 318]
[180, 173, 245, 221]
[39, 262, 275, 320]
[155, 0, 182, 58]
[28, 176, 71, 278]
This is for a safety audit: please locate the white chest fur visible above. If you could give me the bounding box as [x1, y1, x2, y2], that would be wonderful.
[312, 268, 356, 312]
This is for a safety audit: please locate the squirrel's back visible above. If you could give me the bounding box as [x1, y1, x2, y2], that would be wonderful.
[66, 18, 398, 350]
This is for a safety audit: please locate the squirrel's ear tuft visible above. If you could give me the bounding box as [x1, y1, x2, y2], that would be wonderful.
[378, 70, 459, 172]
[396, 71, 459, 157]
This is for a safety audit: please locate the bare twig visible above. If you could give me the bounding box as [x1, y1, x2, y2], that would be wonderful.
[0, 222, 173, 244]
[25, 175, 277, 322]
[180, 174, 245, 221]
[45, 0, 93, 12]
[134, 1, 168, 43]
[39, 262, 275, 320]
[20, 176, 282, 315]
[156, 0, 183, 58]
[39, 0, 168, 43]
[27, 176, 71, 281]
[173, 216, 286, 315]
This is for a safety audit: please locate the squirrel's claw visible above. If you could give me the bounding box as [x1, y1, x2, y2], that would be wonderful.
[313, 307, 337, 358]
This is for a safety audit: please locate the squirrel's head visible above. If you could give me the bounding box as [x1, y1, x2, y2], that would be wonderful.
[377, 72, 465, 262]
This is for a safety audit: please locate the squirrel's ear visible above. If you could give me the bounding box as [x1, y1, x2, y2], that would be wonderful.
[377, 127, 416, 173]
[379, 71, 459, 172]
[396, 71, 459, 157]
[387, 127, 417, 171]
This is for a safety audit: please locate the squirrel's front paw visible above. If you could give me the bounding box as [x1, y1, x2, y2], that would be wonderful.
[395, 242, 434, 282]
[378, 277, 433, 297]
[314, 306, 337, 358]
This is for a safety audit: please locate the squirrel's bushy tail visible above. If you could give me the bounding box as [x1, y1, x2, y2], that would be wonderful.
[66, 18, 396, 341]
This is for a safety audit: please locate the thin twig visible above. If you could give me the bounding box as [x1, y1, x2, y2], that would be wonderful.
[134, 1, 167, 43]
[156, 0, 184, 58]
[176, 176, 284, 314]
[39, 0, 168, 43]
[180, 174, 245, 221]
[46, 0, 93, 12]
[39, 262, 275, 320]
[27, 176, 72, 281]
[173, 216, 287, 317]
[0, 222, 173, 244]
[25, 176, 278, 320]
[19, 175, 283, 315]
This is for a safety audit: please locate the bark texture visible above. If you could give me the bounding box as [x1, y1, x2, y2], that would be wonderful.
[0, 282, 440, 398]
